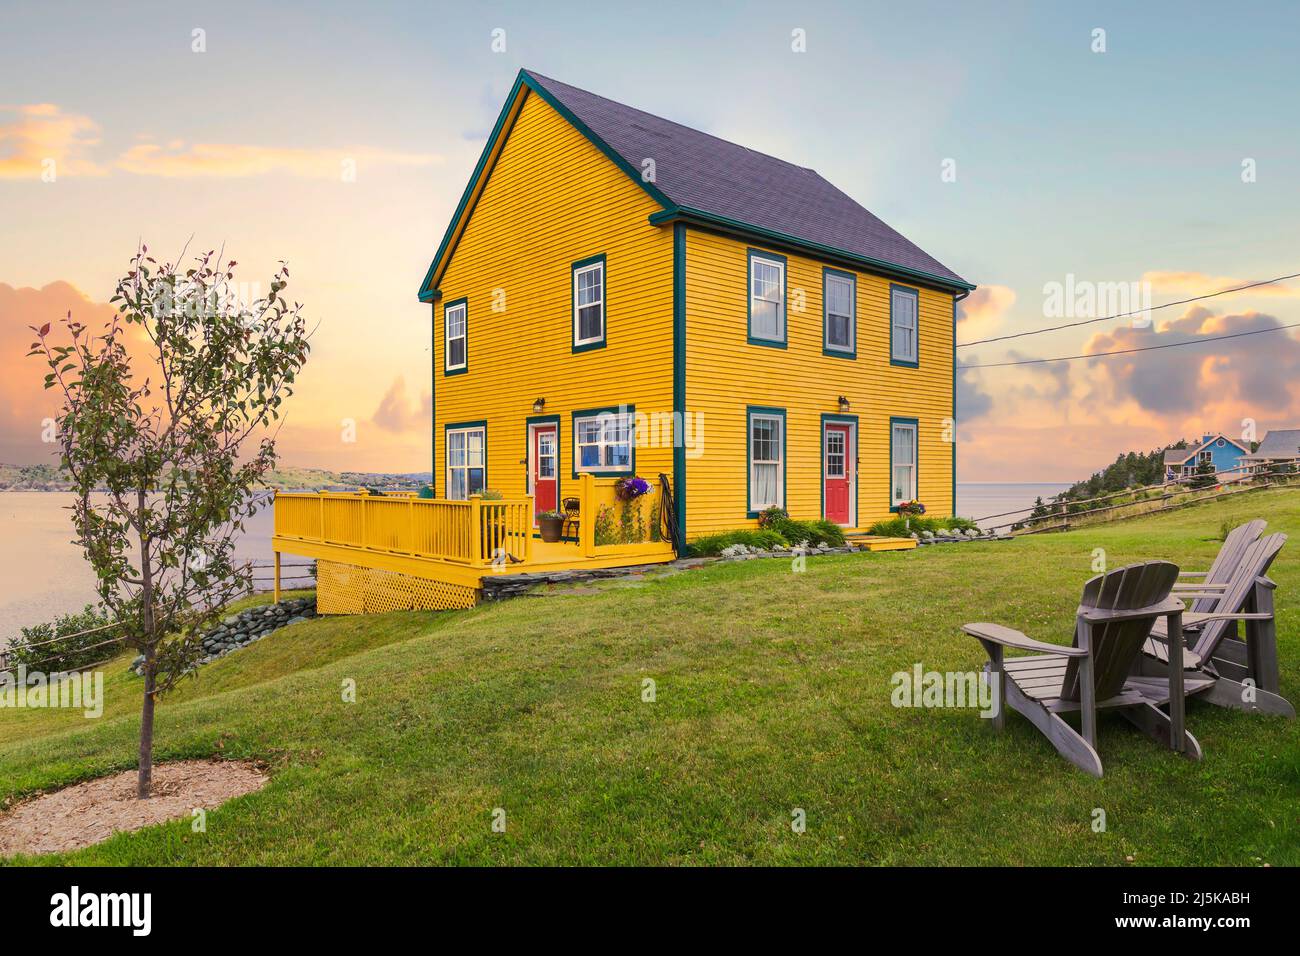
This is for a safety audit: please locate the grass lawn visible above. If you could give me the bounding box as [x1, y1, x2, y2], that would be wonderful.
[2, 490, 1299, 865]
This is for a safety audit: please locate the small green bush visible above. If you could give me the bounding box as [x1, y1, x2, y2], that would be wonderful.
[6, 604, 118, 672]
[688, 529, 787, 556]
[867, 515, 978, 537]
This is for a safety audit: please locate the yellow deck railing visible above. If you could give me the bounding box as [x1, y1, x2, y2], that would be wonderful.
[274, 491, 534, 566]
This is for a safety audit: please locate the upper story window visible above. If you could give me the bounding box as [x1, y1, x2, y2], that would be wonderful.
[824, 269, 856, 356]
[748, 251, 786, 346]
[574, 408, 634, 475]
[891, 419, 917, 507]
[748, 407, 785, 513]
[890, 285, 918, 367]
[444, 299, 468, 374]
[572, 256, 606, 351]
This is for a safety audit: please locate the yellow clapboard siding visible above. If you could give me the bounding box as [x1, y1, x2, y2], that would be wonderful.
[434, 89, 675, 498]
[683, 228, 955, 537]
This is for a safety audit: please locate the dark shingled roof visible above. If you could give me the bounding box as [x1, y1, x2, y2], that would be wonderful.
[1247, 428, 1300, 459]
[523, 71, 970, 290]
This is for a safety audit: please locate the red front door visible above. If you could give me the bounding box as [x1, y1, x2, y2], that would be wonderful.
[824, 424, 851, 525]
[531, 424, 558, 517]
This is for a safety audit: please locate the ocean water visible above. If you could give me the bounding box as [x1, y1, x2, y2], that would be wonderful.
[0, 492, 283, 638]
[957, 482, 1074, 531]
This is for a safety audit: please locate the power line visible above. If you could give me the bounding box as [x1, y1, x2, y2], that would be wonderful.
[957, 271, 1300, 347]
[963, 320, 1300, 369]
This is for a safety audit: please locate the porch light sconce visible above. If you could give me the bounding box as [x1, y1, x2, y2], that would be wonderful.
[837, 396, 850, 413]
[532, 397, 546, 414]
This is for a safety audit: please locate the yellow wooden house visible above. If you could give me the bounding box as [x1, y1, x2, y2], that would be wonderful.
[272, 70, 974, 610]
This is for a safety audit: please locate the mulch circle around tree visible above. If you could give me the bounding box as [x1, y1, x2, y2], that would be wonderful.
[0, 759, 267, 857]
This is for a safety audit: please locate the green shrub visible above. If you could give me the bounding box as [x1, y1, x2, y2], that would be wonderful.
[867, 515, 979, 537]
[6, 604, 119, 672]
[688, 529, 787, 556]
[810, 519, 846, 546]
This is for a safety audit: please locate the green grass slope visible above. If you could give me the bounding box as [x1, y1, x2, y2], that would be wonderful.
[3, 489, 1299, 866]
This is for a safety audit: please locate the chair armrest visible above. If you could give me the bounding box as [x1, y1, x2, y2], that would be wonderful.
[1173, 582, 1226, 590]
[1171, 591, 1223, 600]
[1177, 571, 1209, 577]
[962, 623, 1087, 657]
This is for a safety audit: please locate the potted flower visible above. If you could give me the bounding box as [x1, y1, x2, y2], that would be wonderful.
[896, 499, 926, 531]
[537, 509, 565, 542]
[614, 475, 651, 500]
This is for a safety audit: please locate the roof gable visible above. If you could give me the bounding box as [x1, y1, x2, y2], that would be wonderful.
[419, 70, 972, 301]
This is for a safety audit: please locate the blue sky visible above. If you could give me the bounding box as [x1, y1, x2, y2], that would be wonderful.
[2, 0, 1298, 477]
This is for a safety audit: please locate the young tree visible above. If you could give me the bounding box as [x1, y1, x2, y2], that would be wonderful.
[1189, 459, 1218, 490]
[29, 245, 310, 798]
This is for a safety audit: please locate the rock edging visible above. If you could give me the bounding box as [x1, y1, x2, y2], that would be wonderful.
[128, 596, 317, 675]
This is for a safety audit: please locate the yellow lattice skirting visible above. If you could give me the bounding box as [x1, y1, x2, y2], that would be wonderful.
[315, 560, 479, 613]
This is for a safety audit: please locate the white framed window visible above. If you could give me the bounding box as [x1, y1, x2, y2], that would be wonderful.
[748, 410, 785, 512]
[445, 300, 467, 372]
[825, 429, 846, 478]
[446, 426, 485, 499]
[824, 271, 855, 354]
[891, 420, 917, 506]
[749, 253, 786, 344]
[890, 285, 918, 366]
[574, 409, 633, 474]
[573, 258, 605, 348]
[1198, 449, 1213, 464]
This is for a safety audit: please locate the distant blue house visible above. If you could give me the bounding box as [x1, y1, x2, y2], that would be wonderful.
[1163, 432, 1250, 481]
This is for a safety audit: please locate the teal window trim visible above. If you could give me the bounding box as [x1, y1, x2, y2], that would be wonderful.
[444, 419, 488, 499]
[571, 403, 636, 478]
[524, 414, 562, 517]
[571, 253, 608, 353]
[746, 405, 787, 518]
[443, 297, 469, 376]
[889, 283, 919, 368]
[888, 416, 919, 513]
[822, 267, 857, 358]
[820, 413, 859, 525]
[746, 248, 788, 348]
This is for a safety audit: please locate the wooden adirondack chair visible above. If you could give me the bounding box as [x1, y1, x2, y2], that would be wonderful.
[964, 561, 1208, 777]
[1139, 532, 1293, 718]
[1171, 519, 1265, 613]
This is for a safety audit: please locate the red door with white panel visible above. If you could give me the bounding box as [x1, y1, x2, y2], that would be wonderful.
[531, 424, 558, 518]
[824, 423, 851, 525]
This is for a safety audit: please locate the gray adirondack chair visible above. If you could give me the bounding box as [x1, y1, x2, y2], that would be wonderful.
[1139, 532, 1293, 718]
[965, 561, 1207, 777]
[1171, 519, 1265, 613]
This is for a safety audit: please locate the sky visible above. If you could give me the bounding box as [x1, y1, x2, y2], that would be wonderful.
[2, 0, 1298, 481]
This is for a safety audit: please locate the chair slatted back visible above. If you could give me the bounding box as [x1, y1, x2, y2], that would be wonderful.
[1191, 519, 1266, 613]
[1060, 561, 1179, 702]
[1190, 532, 1286, 662]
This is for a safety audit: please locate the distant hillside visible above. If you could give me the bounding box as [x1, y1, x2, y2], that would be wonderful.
[0, 464, 432, 493]
[1059, 444, 1187, 502]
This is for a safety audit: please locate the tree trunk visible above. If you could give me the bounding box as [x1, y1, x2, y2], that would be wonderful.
[138, 647, 156, 798]
[137, 486, 155, 800]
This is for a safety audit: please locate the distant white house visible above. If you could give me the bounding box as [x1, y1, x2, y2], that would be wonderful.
[1240, 428, 1300, 473]
[1162, 432, 1250, 481]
